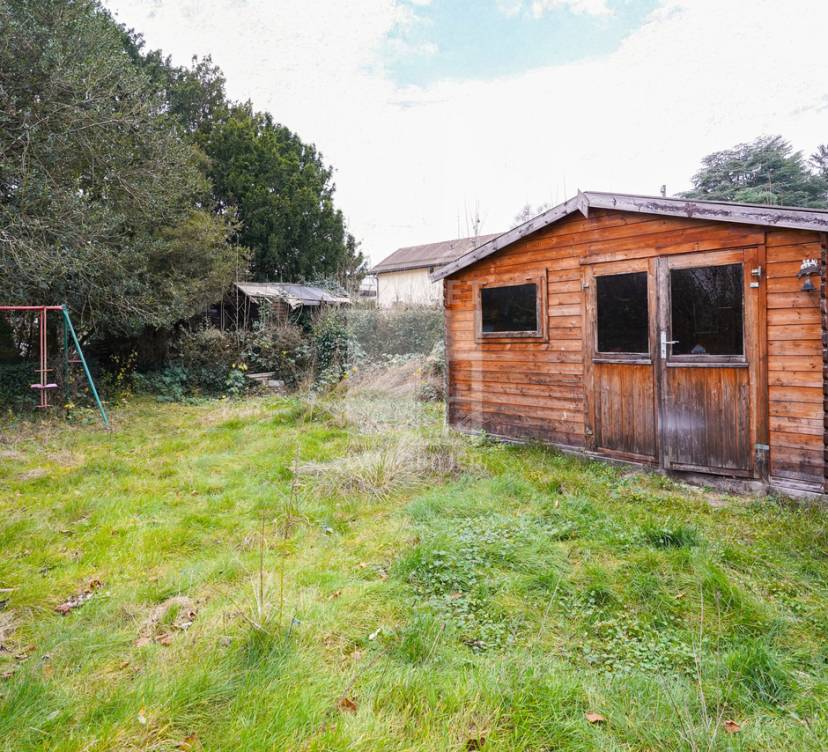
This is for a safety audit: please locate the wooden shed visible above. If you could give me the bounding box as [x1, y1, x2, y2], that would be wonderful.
[433, 192, 828, 497]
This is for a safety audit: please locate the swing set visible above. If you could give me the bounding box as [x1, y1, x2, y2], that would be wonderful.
[0, 305, 109, 428]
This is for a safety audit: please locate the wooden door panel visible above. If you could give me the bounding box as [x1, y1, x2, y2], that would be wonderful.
[663, 365, 751, 474]
[594, 363, 657, 459]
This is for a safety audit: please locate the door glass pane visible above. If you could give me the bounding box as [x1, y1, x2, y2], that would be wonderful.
[669, 263, 743, 356]
[481, 283, 538, 333]
[596, 271, 649, 353]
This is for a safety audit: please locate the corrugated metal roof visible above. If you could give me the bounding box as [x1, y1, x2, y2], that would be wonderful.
[432, 191, 828, 281]
[235, 282, 350, 309]
[371, 233, 501, 274]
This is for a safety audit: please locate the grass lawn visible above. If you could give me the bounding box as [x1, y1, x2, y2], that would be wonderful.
[1, 387, 827, 751]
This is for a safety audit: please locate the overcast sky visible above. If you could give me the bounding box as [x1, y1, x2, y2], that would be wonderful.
[105, 0, 828, 265]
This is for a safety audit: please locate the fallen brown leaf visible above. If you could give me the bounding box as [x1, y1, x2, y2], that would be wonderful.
[724, 719, 741, 734]
[337, 696, 358, 714]
[55, 578, 103, 615]
[157, 634, 174, 646]
[176, 732, 200, 750]
[585, 712, 606, 724]
[329, 590, 342, 600]
[466, 737, 486, 750]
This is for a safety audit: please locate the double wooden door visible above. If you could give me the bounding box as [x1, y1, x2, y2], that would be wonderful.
[584, 248, 765, 478]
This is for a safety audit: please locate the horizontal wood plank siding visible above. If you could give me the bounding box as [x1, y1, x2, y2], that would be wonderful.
[445, 209, 825, 491]
[765, 229, 825, 487]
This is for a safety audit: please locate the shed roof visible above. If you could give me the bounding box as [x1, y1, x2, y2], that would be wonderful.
[431, 191, 828, 281]
[235, 282, 350, 309]
[371, 233, 501, 274]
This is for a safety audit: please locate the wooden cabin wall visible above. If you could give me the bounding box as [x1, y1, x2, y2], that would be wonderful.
[444, 208, 826, 491]
[765, 228, 825, 489]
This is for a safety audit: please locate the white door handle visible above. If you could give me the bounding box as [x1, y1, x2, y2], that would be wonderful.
[660, 331, 678, 357]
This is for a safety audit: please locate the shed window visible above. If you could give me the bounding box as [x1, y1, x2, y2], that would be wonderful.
[480, 283, 539, 335]
[669, 264, 743, 356]
[596, 272, 649, 354]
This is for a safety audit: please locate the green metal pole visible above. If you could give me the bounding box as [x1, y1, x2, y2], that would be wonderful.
[62, 314, 69, 405]
[61, 305, 110, 429]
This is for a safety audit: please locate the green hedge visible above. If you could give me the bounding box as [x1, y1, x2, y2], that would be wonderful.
[348, 307, 443, 359]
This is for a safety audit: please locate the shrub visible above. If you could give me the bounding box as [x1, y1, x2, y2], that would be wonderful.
[310, 307, 353, 380]
[349, 306, 443, 359]
[0, 362, 36, 409]
[132, 366, 189, 402]
[243, 321, 311, 387]
[175, 327, 242, 372]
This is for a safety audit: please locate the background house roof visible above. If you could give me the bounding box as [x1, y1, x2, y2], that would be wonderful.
[234, 282, 350, 309]
[371, 233, 501, 274]
[432, 191, 828, 281]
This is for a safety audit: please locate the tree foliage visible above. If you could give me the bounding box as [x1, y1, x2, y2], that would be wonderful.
[681, 135, 828, 208]
[122, 29, 364, 285]
[203, 104, 364, 282]
[0, 0, 239, 337]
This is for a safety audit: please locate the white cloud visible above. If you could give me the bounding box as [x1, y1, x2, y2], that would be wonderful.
[499, 0, 613, 18]
[105, 0, 828, 265]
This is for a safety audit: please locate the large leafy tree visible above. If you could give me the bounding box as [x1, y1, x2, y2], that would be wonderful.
[122, 32, 364, 285]
[204, 104, 363, 282]
[0, 0, 239, 337]
[680, 135, 828, 208]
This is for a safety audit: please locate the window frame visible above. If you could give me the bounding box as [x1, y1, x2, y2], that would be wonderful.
[665, 256, 747, 366]
[473, 271, 548, 342]
[594, 269, 651, 359]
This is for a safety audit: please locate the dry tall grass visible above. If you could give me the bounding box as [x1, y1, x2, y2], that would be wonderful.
[299, 432, 467, 499]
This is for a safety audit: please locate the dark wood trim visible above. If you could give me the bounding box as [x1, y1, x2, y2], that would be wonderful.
[473, 270, 548, 343]
[668, 355, 747, 365]
[588, 448, 658, 465]
[593, 357, 652, 365]
[668, 461, 754, 478]
[666, 362, 749, 369]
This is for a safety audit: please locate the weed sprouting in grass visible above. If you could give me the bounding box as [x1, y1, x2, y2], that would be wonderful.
[395, 611, 446, 664]
[657, 590, 731, 752]
[724, 637, 793, 705]
[642, 520, 701, 548]
[238, 447, 308, 639]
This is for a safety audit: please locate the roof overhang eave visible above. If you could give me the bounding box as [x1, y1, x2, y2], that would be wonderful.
[431, 191, 828, 282]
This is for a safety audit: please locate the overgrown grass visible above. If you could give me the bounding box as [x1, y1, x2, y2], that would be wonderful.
[1, 393, 827, 751]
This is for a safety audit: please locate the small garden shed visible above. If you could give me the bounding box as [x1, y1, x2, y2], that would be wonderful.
[434, 192, 828, 497]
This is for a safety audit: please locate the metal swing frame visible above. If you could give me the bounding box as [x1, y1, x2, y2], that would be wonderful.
[0, 305, 110, 428]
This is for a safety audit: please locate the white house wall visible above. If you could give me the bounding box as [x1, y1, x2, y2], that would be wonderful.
[376, 268, 441, 308]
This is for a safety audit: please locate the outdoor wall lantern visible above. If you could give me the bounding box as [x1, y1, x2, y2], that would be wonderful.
[797, 257, 819, 292]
